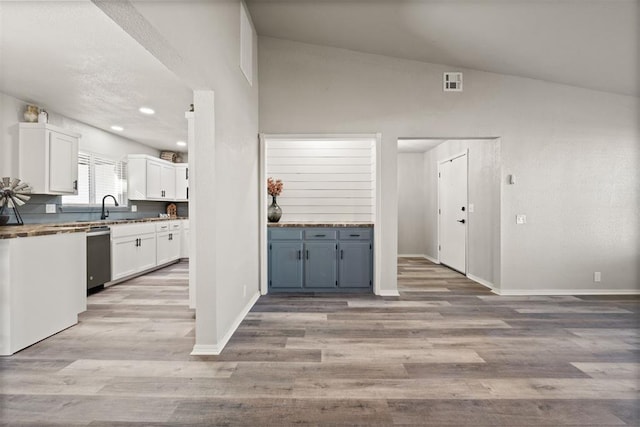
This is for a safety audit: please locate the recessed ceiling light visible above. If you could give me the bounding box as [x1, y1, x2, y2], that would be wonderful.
[111, 125, 124, 131]
[176, 141, 187, 147]
[139, 107, 155, 115]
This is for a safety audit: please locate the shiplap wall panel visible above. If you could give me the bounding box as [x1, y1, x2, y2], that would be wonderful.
[266, 138, 376, 222]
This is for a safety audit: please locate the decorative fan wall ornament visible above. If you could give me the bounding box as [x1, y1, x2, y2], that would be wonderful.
[0, 177, 32, 226]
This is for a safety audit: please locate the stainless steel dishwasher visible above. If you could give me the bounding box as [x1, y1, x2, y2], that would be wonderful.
[87, 225, 111, 291]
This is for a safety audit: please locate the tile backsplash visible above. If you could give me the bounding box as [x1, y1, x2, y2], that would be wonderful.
[1, 194, 188, 224]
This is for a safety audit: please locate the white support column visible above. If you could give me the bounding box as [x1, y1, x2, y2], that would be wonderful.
[190, 90, 219, 355]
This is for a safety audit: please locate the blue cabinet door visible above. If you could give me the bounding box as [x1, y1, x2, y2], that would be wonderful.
[304, 242, 337, 288]
[339, 241, 372, 288]
[269, 242, 303, 288]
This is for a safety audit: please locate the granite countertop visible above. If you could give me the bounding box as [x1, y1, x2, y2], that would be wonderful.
[0, 217, 187, 240]
[267, 222, 373, 228]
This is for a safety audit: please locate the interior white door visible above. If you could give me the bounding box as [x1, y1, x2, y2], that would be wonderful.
[439, 153, 468, 273]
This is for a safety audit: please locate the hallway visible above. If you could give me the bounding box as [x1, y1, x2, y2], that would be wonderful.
[1, 259, 638, 425]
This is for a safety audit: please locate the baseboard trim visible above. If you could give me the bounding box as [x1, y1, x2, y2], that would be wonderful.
[398, 254, 440, 264]
[190, 291, 260, 356]
[495, 288, 640, 296]
[423, 254, 439, 264]
[466, 273, 495, 292]
[377, 290, 400, 297]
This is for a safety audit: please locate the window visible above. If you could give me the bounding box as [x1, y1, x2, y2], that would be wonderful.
[62, 152, 127, 206]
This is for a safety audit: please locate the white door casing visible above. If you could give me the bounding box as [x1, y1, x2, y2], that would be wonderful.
[438, 152, 468, 273]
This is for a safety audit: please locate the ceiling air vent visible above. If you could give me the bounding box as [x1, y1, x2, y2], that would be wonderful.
[443, 72, 463, 92]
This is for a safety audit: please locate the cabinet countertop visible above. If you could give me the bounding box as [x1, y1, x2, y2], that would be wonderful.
[267, 222, 373, 228]
[0, 217, 187, 240]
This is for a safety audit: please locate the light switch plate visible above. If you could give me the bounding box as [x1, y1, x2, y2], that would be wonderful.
[45, 204, 56, 214]
[516, 214, 527, 224]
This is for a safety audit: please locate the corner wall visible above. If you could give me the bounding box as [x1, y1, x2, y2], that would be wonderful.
[258, 37, 639, 294]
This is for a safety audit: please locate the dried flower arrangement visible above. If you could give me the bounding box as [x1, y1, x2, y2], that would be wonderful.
[267, 177, 283, 197]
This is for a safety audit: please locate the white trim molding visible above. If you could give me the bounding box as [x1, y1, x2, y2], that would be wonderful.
[190, 291, 260, 356]
[466, 273, 495, 292]
[377, 290, 401, 297]
[495, 288, 640, 296]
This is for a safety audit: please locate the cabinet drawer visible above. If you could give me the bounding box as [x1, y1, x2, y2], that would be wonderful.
[270, 228, 303, 240]
[304, 230, 337, 240]
[156, 222, 170, 232]
[339, 229, 372, 240]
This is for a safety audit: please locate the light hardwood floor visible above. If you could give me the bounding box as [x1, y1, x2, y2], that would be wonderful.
[1, 258, 638, 426]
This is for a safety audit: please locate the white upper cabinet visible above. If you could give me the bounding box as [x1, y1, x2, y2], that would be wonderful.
[175, 163, 188, 201]
[18, 123, 80, 195]
[128, 154, 180, 201]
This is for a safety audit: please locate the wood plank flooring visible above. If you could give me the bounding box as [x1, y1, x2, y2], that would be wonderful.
[1, 258, 638, 426]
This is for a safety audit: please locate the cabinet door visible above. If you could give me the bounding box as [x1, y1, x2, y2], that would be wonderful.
[137, 234, 157, 271]
[269, 242, 303, 289]
[168, 231, 181, 261]
[175, 165, 188, 200]
[112, 236, 138, 280]
[304, 242, 337, 288]
[181, 227, 190, 258]
[161, 164, 176, 199]
[339, 242, 372, 288]
[48, 131, 78, 194]
[146, 161, 163, 199]
[156, 231, 171, 265]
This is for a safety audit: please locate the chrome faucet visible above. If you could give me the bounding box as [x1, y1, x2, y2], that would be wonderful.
[100, 195, 119, 220]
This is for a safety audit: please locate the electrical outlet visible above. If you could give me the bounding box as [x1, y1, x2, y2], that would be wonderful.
[516, 214, 527, 224]
[594, 272, 601, 282]
[45, 204, 56, 214]
[131, 205, 137, 212]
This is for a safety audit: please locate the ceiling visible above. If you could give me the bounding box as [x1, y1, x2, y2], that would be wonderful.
[0, 1, 193, 151]
[247, 0, 639, 97]
[0, 1, 635, 155]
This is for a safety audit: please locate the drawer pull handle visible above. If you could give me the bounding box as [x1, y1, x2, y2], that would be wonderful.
[297, 250, 301, 260]
[340, 249, 344, 260]
[314, 234, 326, 237]
[349, 234, 360, 237]
[306, 250, 309, 260]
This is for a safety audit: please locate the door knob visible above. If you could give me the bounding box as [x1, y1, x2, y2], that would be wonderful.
[457, 219, 466, 224]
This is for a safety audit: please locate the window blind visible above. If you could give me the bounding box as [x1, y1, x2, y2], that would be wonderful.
[62, 152, 128, 206]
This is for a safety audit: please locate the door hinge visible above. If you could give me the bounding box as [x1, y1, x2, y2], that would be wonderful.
[438, 209, 441, 214]
[269, 244, 272, 250]
[439, 245, 441, 251]
[369, 243, 372, 250]
[335, 281, 338, 286]
[336, 244, 338, 250]
[269, 280, 272, 286]
[438, 172, 441, 178]
[369, 280, 372, 286]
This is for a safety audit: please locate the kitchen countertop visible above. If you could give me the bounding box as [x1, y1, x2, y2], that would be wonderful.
[267, 222, 373, 228]
[0, 217, 187, 240]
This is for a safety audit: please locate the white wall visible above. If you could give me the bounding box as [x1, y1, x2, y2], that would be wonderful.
[258, 37, 640, 294]
[127, 0, 260, 352]
[397, 153, 428, 255]
[0, 91, 158, 179]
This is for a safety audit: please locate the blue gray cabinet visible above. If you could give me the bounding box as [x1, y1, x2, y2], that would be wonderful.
[269, 241, 303, 288]
[268, 226, 372, 292]
[305, 242, 337, 288]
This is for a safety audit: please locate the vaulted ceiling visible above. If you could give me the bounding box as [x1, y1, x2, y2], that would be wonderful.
[0, 1, 636, 153]
[247, 0, 638, 97]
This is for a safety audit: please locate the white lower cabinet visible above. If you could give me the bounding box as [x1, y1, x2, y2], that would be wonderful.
[181, 219, 190, 258]
[156, 221, 181, 265]
[110, 223, 157, 282]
